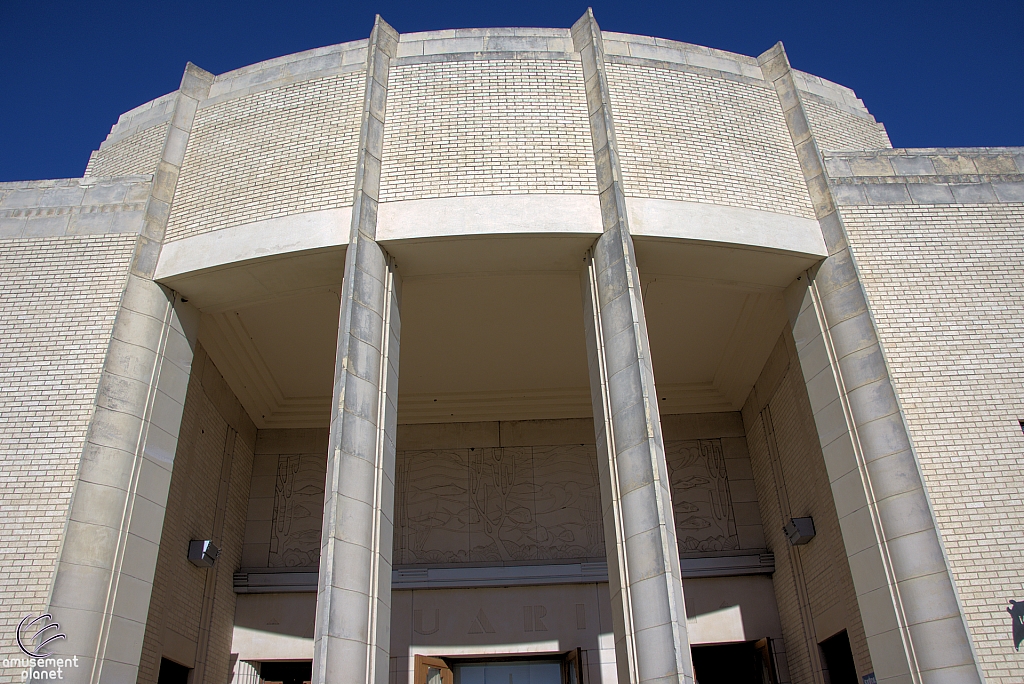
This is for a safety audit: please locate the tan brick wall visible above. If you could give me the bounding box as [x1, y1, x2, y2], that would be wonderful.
[165, 72, 363, 242]
[743, 332, 872, 683]
[137, 344, 255, 683]
[802, 96, 891, 152]
[606, 63, 816, 220]
[84, 122, 169, 177]
[379, 59, 596, 202]
[841, 201, 1024, 683]
[0, 233, 135, 677]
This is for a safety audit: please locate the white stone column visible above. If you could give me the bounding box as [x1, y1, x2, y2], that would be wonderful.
[43, 64, 213, 683]
[312, 16, 400, 684]
[573, 10, 695, 684]
[759, 43, 982, 684]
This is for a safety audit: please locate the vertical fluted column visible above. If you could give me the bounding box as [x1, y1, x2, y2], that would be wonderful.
[760, 43, 982, 684]
[573, 10, 694, 684]
[312, 16, 400, 684]
[43, 63, 212, 684]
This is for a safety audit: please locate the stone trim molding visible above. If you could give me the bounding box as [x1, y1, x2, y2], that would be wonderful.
[0, 177, 152, 240]
[823, 148, 1024, 206]
[233, 554, 777, 594]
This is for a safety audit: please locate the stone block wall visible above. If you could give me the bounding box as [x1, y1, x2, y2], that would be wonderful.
[829, 148, 1024, 682]
[84, 122, 170, 178]
[80, 29, 891, 251]
[0, 180, 144, 678]
[380, 58, 596, 202]
[164, 72, 364, 242]
[83, 93, 178, 178]
[137, 344, 256, 683]
[801, 95, 890, 152]
[743, 332, 872, 684]
[606, 62, 816, 220]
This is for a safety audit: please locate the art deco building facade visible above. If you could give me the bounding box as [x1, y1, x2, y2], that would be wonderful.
[1, 11, 1022, 684]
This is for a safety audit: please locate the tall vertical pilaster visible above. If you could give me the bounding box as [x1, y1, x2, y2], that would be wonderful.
[572, 10, 694, 684]
[44, 64, 213, 683]
[759, 43, 982, 684]
[312, 16, 400, 684]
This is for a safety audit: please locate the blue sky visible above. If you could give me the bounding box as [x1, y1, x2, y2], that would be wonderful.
[1, 0, 1021, 182]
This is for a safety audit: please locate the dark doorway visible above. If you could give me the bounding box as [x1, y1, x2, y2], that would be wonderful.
[261, 660, 313, 684]
[819, 630, 859, 684]
[691, 641, 770, 683]
[157, 658, 190, 684]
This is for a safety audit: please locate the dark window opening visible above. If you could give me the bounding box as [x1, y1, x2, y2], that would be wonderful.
[157, 658, 190, 684]
[819, 630, 859, 684]
[260, 660, 313, 684]
[691, 640, 777, 683]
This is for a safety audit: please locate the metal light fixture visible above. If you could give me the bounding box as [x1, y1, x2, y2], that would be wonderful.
[188, 539, 220, 567]
[784, 517, 815, 545]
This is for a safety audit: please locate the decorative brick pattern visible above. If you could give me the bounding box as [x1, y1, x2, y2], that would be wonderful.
[803, 97, 890, 152]
[0, 234, 135, 678]
[743, 334, 872, 684]
[379, 59, 596, 202]
[841, 202, 1024, 684]
[84, 122, 168, 177]
[606, 63, 816, 220]
[137, 346, 255, 684]
[165, 73, 363, 242]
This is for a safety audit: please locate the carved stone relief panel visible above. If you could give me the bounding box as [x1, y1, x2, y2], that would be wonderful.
[532, 444, 604, 561]
[394, 445, 604, 566]
[664, 439, 740, 554]
[469, 447, 536, 563]
[395, 449, 471, 565]
[262, 438, 739, 568]
[269, 453, 327, 567]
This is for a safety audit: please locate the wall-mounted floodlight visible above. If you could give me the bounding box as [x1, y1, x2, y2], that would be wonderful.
[188, 540, 220, 567]
[784, 517, 815, 545]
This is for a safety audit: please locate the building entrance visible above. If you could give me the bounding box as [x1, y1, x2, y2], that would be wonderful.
[691, 640, 777, 684]
[416, 653, 581, 684]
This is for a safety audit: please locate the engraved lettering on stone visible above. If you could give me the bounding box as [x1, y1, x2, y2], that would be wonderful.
[522, 605, 547, 632]
[414, 608, 440, 635]
[468, 609, 495, 634]
[664, 439, 739, 553]
[533, 605, 547, 631]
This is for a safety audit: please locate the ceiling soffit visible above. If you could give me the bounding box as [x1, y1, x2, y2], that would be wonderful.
[191, 232, 811, 429]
